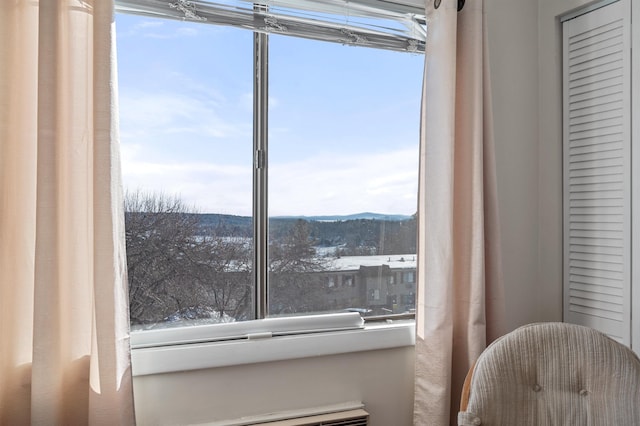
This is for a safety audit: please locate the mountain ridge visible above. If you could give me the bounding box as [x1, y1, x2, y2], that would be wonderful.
[271, 212, 412, 222]
[191, 212, 413, 224]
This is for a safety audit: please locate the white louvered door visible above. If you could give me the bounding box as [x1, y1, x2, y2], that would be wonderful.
[562, 0, 631, 345]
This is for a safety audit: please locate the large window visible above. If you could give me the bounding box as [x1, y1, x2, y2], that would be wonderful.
[116, 0, 424, 333]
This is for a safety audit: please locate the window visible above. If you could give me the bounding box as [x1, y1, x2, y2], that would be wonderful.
[327, 277, 336, 288]
[343, 275, 354, 287]
[116, 0, 424, 335]
[369, 289, 381, 301]
[402, 271, 415, 284]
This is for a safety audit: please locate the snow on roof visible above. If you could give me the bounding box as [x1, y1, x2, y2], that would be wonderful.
[325, 254, 416, 271]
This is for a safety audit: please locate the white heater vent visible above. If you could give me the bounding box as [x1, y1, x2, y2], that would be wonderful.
[252, 409, 369, 426]
[203, 402, 369, 426]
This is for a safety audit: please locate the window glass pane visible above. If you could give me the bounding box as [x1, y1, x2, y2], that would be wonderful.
[116, 14, 255, 329]
[268, 35, 422, 317]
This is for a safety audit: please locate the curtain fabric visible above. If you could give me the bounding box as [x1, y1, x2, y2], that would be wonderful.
[0, 1, 135, 424]
[413, 0, 505, 424]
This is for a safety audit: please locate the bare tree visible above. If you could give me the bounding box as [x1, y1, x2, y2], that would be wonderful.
[187, 234, 253, 321]
[124, 191, 199, 323]
[124, 190, 252, 324]
[269, 220, 331, 314]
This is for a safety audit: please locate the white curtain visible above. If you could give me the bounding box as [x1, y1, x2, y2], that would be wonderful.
[0, 1, 135, 424]
[413, 0, 506, 424]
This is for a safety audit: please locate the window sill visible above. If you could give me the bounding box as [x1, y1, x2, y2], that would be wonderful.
[131, 320, 415, 376]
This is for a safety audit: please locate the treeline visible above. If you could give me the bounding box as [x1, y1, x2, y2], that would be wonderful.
[192, 214, 417, 256]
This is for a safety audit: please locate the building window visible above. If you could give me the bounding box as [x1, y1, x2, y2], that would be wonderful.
[327, 277, 336, 288]
[116, 0, 424, 332]
[343, 275, 354, 287]
[369, 289, 381, 301]
[402, 271, 415, 284]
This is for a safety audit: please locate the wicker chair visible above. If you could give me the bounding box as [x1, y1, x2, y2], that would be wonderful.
[458, 322, 640, 426]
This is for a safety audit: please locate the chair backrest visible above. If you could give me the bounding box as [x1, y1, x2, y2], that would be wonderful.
[458, 322, 640, 426]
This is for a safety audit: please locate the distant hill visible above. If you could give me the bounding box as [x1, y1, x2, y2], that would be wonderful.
[271, 212, 412, 222]
[196, 213, 252, 228]
[195, 212, 412, 227]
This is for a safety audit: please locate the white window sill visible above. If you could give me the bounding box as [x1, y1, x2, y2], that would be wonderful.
[131, 320, 415, 376]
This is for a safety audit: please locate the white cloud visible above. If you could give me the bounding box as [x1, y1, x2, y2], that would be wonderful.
[117, 19, 200, 39]
[119, 89, 254, 215]
[266, 148, 418, 216]
[136, 21, 163, 29]
[239, 92, 252, 113]
[269, 96, 280, 108]
[176, 27, 198, 37]
[119, 88, 417, 217]
[142, 27, 198, 39]
[121, 150, 253, 215]
[119, 90, 249, 141]
[120, 144, 419, 217]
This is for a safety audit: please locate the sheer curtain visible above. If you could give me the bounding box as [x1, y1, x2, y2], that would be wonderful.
[0, 1, 135, 424]
[413, 0, 505, 424]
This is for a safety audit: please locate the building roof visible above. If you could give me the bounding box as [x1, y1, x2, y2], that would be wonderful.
[324, 254, 416, 271]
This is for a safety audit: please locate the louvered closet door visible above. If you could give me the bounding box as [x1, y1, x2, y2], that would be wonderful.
[562, 0, 631, 344]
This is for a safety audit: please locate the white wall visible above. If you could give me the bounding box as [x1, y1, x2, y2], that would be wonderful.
[132, 1, 576, 424]
[484, 0, 595, 329]
[133, 346, 415, 426]
[486, 0, 549, 328]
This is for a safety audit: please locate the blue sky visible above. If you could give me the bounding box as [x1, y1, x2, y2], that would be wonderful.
[115, 13, 423, 217]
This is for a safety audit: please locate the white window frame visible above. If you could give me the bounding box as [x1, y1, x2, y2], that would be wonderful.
[116, 0, 423, 358]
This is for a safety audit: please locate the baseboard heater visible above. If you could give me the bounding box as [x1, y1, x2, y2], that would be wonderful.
[204, 402, 369, 426]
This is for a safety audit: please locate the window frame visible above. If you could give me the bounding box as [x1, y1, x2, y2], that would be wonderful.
[116, 0, 423, 349]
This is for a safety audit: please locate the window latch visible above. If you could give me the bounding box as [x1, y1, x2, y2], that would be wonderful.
[247, 331, 272, 340]
[255, 149, 266, 169]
